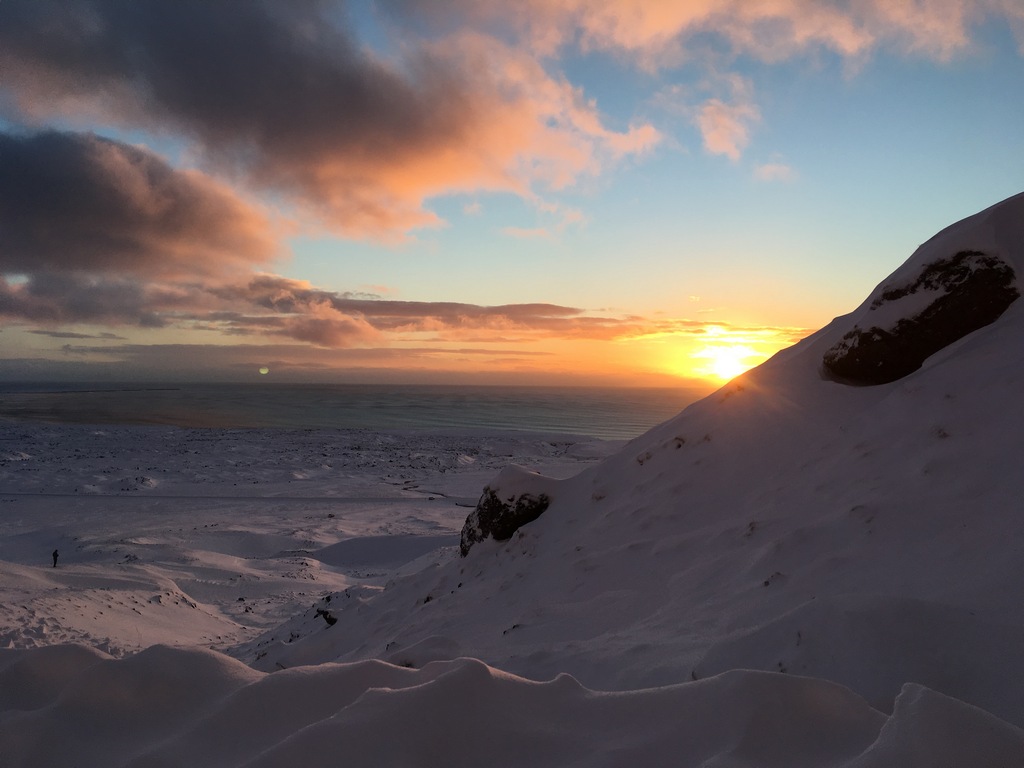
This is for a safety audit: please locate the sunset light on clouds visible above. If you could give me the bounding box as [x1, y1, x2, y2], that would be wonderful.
[1, 1, 1022, 387]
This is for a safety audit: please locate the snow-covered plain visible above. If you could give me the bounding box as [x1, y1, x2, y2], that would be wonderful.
[3, 193, 1024, 766]
[0, 427, 609, 655]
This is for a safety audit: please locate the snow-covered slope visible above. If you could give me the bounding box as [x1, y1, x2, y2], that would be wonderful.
[247, 193, 1024, 713]
[3, 192, 1024, 766]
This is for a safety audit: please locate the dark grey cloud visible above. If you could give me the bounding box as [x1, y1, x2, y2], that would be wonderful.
[0, 273, 169, 326]
[212, 274, 582, 325]
[28, 330, 126, 340]
[0, 128, 281, 328]
[203, 274, 612, 345]
[0, 130, 278, 277]
[0, 1, 656, 237]
[1, 266, 597, 344]
[0, 1, 475, 233]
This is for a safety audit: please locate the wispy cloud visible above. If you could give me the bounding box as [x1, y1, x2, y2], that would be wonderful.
[654, 73, 761, 161]
[4, 263, 811, 355]
[694, 95, 760, 161]
[450, 0, 1013, 65]
[501, 227, 551, 239]
[29, 330, 126, 340]
[410, 1, 1024, 164]
[754, 162, 797, 182]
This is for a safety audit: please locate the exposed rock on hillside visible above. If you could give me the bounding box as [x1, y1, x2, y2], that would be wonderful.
[822, 250, 1018, 385]
[459, 465, 554, 556]
[460, 488, 549, 556]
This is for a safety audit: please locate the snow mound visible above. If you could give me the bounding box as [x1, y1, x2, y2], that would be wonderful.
[3, 646, 1022, 767]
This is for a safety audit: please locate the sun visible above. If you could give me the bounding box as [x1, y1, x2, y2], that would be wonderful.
[696, 344, 760, 381]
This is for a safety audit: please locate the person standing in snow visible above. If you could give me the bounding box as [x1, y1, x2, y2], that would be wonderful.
[52, 549, 58, 567]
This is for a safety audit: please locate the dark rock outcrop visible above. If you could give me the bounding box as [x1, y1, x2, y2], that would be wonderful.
[315, 608, 337, 626]
[460, 488, 550, 557]
[822, 250, 1019, 385]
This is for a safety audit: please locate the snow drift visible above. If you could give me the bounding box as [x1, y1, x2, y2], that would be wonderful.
[4, 646, 1022, 767]
[3, 192, 1024, 765]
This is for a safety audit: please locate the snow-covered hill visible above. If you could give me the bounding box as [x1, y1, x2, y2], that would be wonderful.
[248, 191, 1024, 704]
[3, 192, 1024, 766]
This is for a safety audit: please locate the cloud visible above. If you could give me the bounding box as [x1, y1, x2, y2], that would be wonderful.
[996, 0, 1024, 53]
[754, 162, 797, 182]
[2, 1, 1008, 243]
[2, 264, 810, 353]
[0, 130, 286, 332]
[0, 128, 288, 331]
[0, 1, 659, 240]
[0, 130, 279, 279]
[446, 0, 1015, 65]
[695, 97, 759, 161]
[1, 273, 171, 327]
[652, 74, 761, 161]
[501, 227, 551, 239]
[408, 0, 1022, 164]
[30, 311, 809, 385]
[28, 330, 126, 340]
[209, 274, 587, 330]
[612, 318, 810, 346]
[1, 265, 603, 346]
[691, 74, 760, 161]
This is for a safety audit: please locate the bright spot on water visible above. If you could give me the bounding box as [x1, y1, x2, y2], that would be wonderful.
[259, 366, 270, 375]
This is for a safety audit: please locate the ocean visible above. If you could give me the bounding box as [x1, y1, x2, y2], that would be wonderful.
[0, 382, 713, 441]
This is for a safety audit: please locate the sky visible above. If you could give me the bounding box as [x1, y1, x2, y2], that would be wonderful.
[1, 1, 1023, 388]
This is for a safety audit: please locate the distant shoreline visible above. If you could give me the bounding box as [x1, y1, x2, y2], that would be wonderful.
[0, 381, 707, 440]
[0, 386, 182, 395]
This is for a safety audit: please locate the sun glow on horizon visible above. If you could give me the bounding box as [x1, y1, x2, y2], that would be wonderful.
[692, 343, 765, 382]
[644, 321, 800, 384]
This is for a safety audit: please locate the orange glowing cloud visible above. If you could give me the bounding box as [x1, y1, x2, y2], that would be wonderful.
[1, 0, 1013, 243]
[0, 5, 659, 241]
[413, 0, 1024, 164]
[484, 0, 1003, 64]
[694, 97, 760, 161]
